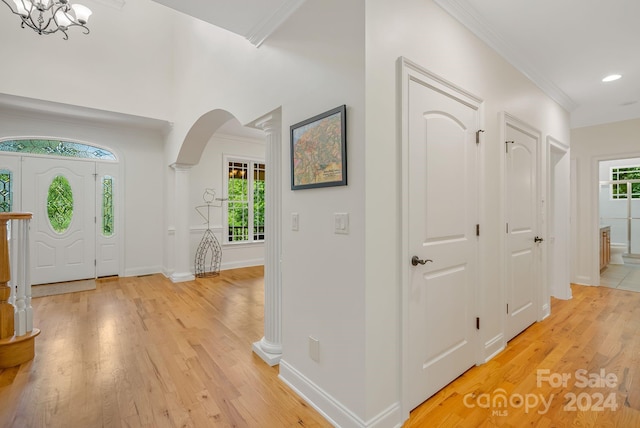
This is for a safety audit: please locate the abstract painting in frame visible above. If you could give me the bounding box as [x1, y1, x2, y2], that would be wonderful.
[290, 105, 347, 190]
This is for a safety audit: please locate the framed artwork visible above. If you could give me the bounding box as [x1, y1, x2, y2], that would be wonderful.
[290, 105, 347, 190]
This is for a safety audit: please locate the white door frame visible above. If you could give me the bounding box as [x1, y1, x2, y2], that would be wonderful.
[591, 151, 640, 285]
[399, 57, 484, 416]
[0, 143, 123, 281]
[546, 137, 571, 301]
[500, 112, 545, 344]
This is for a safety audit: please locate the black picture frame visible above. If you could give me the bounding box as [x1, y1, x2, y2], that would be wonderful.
[290, 105, 347, 190]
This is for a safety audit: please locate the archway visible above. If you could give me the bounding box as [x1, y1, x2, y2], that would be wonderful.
[172, 108, 283, 366]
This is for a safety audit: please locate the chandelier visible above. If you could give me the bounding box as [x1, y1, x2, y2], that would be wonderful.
[1, 0, 92, 39]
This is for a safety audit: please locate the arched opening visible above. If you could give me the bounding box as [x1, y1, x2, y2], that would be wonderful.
[172, 108, 283, 366]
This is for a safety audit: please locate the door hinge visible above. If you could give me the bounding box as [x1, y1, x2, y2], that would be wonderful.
[506, 223, 509, 233]
[93, 173, 98, 180]
[476, 224, 480, 236]
[476, 129, 485, 145]
[476, 317, 480, 330]
[507, 303, 509, 314]
[505, 140, 514, 153]
[94, 259, 97, 266]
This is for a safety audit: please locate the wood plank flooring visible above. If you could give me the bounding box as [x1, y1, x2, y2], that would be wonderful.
[0, 267, 330, 428]
[405, 283, 640, 427]
[2, 270, 640, 427]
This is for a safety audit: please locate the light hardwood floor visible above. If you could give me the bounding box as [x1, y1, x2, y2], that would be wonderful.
[405, 283, 640, 427]
[1, 270, 639, 427]
[0, 267, 330, 428]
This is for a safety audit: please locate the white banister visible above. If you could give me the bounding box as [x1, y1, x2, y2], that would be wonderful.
[9, 217, 31, 336]
[0, 212, 39, 369]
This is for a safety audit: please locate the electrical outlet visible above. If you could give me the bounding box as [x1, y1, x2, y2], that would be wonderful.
[309, 336, 319, 362]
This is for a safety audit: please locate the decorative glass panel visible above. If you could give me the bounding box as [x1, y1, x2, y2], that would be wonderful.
[0, 169, 11, 212]
[102, 176, 114, 236]
[253, 163, 265, 241]
[228, 161, 249, 242]
[0, 139, 116, 160]
[47, 175, 74, 233]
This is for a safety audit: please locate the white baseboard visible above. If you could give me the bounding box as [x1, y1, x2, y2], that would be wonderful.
[483, 334, 505, 362]
[573, 275, 593, 286]
[124, 265, 164, 277]
[279, 360, 402, 428]
[220, 259, 264, 270]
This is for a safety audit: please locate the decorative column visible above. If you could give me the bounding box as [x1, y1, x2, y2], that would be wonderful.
[252, 112, 283, 366]
[170, 164, 195, 283]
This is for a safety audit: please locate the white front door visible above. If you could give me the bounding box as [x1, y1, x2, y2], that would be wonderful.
[22, 157, 96, 285]
[505, 117, 540, 341]
[407, 72, 480, 410]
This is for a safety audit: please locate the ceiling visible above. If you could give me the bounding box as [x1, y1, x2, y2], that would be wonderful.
[435, 0, 640, 129]
[151, 0, 639, 129]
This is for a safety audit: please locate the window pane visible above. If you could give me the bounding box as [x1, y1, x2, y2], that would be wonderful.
[0, 169, 11, 212]
[253, 163, 265, 241]
[228, 162, 249, 242]
[102, 176, 114, 236]
[47, 175, 74, 233]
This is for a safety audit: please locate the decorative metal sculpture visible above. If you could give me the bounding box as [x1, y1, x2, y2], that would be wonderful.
[194, 188, 223, 278]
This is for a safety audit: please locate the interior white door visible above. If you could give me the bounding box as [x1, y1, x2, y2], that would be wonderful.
[505, 119, 540, 341]
[22, 157, 96, 285]
[407, 77, 479, 411]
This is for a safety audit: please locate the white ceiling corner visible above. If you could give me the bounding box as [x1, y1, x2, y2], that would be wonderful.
[150, 0, 306, 47]
[434, 0, 578, 112]
[245, 0, 306, 46]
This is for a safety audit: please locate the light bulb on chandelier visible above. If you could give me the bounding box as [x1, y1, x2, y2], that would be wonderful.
[2, 0, 92, 39]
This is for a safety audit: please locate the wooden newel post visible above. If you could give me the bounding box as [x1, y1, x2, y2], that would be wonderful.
[0, 216, 14, 340]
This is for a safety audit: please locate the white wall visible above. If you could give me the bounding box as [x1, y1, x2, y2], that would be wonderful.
[0, 101, 168, 277]
[188, 132, 266, 271]
[365, 0, 570, 423]
[573, 120, 640, 285]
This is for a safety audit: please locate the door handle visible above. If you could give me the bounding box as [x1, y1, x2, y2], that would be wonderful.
[411, 256, 433, 266]
[534, 236, 544, 243]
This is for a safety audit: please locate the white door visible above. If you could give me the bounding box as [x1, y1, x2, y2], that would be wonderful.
[22, 157, 96, 285]
[407, 76, 479, 410]
[505, 118, 540, 341]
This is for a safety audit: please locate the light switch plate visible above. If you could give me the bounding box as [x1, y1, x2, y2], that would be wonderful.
[292, 212, 299, 231]
[334, 213, 349, 235]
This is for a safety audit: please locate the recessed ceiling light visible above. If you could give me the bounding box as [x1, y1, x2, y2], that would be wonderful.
[602, 74, 622, 82]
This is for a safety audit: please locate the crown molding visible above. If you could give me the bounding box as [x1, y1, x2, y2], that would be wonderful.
[434, 0, 577, 112]
[245, 0, 306, 47]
